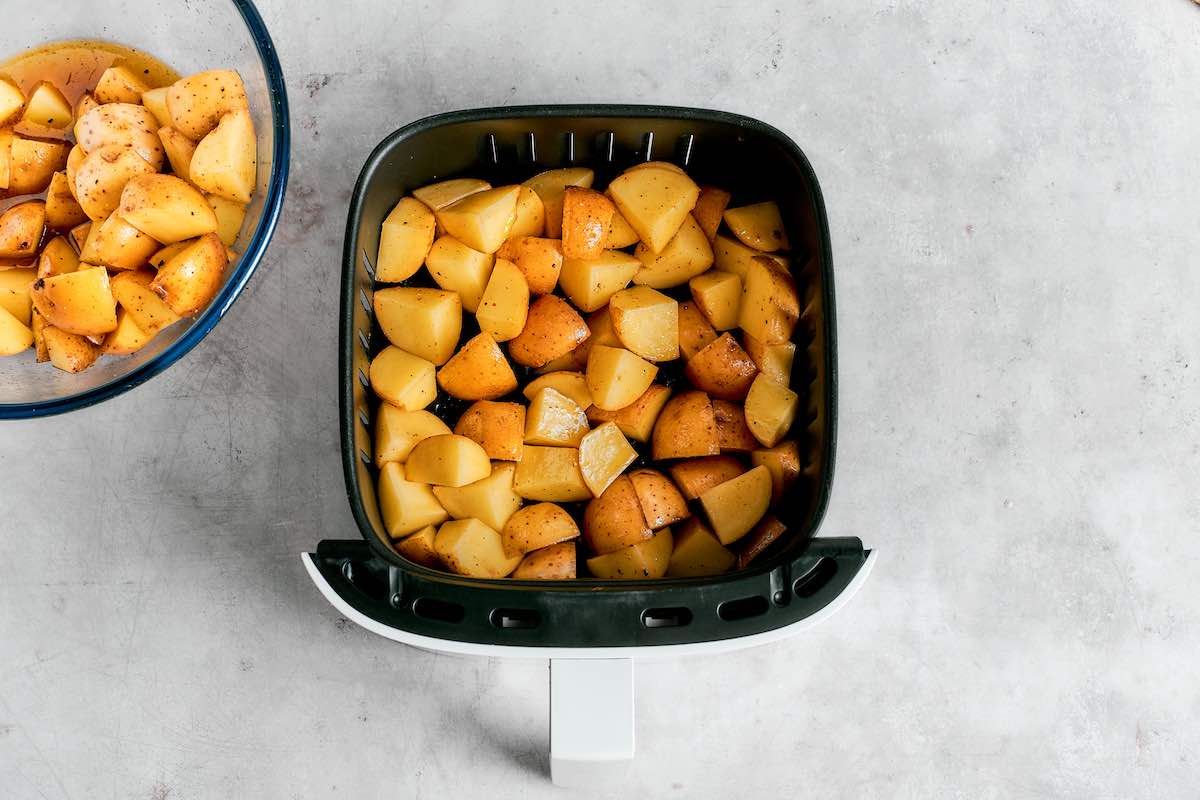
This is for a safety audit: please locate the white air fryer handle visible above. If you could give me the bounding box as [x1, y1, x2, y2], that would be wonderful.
[550, 658, 635, 787]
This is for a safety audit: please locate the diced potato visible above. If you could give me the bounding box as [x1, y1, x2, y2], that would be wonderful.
[496, 236, 562, 295]
[476, 258, 529, 342]
[0, 76, 24, 126]
[713, 234, 786, 280]
[536, 349, 585, 375]
[369, 346, 437, 410]
[586, 528, 673, 580]
[394, 525, 441, 569]
[63, 143, 83, 194]
[668, 455, 746, 501]
[736, 514, 787, 569]
[513, 445, 591, 502]
[651, 390, 719, 460]
[73, 92, 99, 126]
[31, 266, 117, 336]
[744, 373, 799, 447]
[44, 172, 87, 231]
[632, 215, 713, 288]
[609, 286, 679, 362]
[148, 241, 189, 269]
[667, 518, 735, 577]
[0, 201, 45, 259]
[512, 541, 576, 580]
[508, 185, 545, 240]
[583, 475, 652, 555]
[166, 69, 250, 140]
[406, 434, 492, 487]
[578, 421, 637, 497]
[374, 286, 462, 365]
[572, 305, 621, 369]
[627, 469, 687, 530]
[36, 236, 79, 278]
[561, 186, 614, 259]
[437, 185, 520, 254]
[68, 220, 91, 252]
[607, 166, 699, 253]
[0, 306, 33, 355]
[79, 213, 158, 271]
[150, 233, 228, 316]
[208, 194, 246, 246]
[692, 186, 731, 240]
[93, 65, 150, 105]
[100, 308, 151, 356]
[435, 518, 521, 578]
[525, 387, 589, 447]
[712, 399, 758, 452]
[437, 331, 518, 400]
[698, 465, 772, 545]
[586, 345, 657, 411]
[689, 270, 740, 330]
[524, 371, 591, 410]
[0, 129, 13, 191]
[376, 196, 436, 282]
[141, 86, 172, 128]
[521, 167, 594, 238]
[743, 333, 796, 384]
[508, 294, 589, 368]
[606, 207, 640, 248]
[374, 405, 451, 466]
[724, 201, 789, 252]
[677, 300, 718, 360]
[433, 462, 523, 531]
[110, 269, 182, 335]
[75, 144, 155, 221]
[20, 82, 71, 130]
[42, 326, 99, 372]
[76, 104, 162, 166]
[118, 174, 219, 243]
[158, 126, 196, 182]
[559, 250, 640, 312]
[750, 440, 801, 503]
[585, 383, 671, 443]
[190, 108, 257, 204]
[9, 136, 69, 196]
[738, 256, 800, 345]
[454, 400, 525, 461]
[0, 267, 36, 324]
[378, 462, 448, 538]
[501, 502, 580, 558]
[685, 333, 758, 401]
[425, 235, 493, 313]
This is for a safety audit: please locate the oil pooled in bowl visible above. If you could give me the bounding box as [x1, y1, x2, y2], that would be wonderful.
[2, 40, 176, 107]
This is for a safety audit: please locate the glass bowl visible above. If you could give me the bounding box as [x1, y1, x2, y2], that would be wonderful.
[0, 0, 289, 418]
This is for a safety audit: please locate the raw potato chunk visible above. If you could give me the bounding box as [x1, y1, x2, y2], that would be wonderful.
[502, 502, 580, 557]
[713, 234, 787, 280]
[378, 462, 448, 538]
[454, 400, 525, 461]
[37, 239, 74, 278]
[677, 300, 718, 360]
[0, 76, 23, 126]
[141, 87, 172, 128]
[508, 294, 589, 368]
[413, 178, 490, 212]
[158, 126, 196, 181]
[110, 269, 181, 335]
[118, 174, 219, 243]
[572, 306, 621, 370]
[586, 345, 657, 411]
[149, 241, 190, 269]
[667, 518, 735, 577]
[632, 215, 713, 288]
[524, 371, 591, 410]
[31, 266, 117, 336]
[21, 82, 71, 130]
[513, 541, 576, 580]
[44, 172, 87, 230]
[626, 160, 685, 174]
[692, 186, 731, 240]
[583, 475, 652, 555]
[698, 465, 772, 545]
[374, 286, 461, 365]
[689, 271, 740, 331]
[0, 306, 33, 354]
[736, 514, 787, 569]
[75, 145, 155, 221]
[744, 373, 800, 447]
[64, 143, 84, 192]
[559, 250, 640, 312]
[521, 167, 594, 238]
[607, 166, 700, 253]
[80, 213, 158, 271]
[586, 528, 673, 580]
[606, 207, 640, 248]
[609, 286, 679, 362]
[476, 258, 530, 342]
[743, 334, 795, 384]
[93, 66, 150, 105]
[208, 194, 247, 246]
[561, 186, 614, 259]
[374, 406, 451, 466]
[738, 256, 800, 345]
[525, 387, 589, 446]
[578, 421, 637, 497]
[436, 185, 520, 253]
[496, 236, 562, 295]
[42, 326, 99, 372]
[508, 185, 545, 239]
[0, 201, 45, 259]
[712, 399, 758, 452]
[68, 220, 91, 252]
[750, 440, 801, 503]
[585, 383, 671, 443]
[685, 333, 758, 401]
[150, 233, 227, 316]
[100, 308, 151, 355]
[406, 434, 492, 487]
[76, 103, 164, 169]
[652, 390, 719, 460]
[73, 93, 99, 127]
[628, 469, 688, 530]
[435, 519, 521, 578]
[395, 525, 440, 568]
[376, 197, 435, 282]
[437, 332, 518, 400]
[190, 108, 257, 204]
[369, 346, 437, 410]
[0, 267, 36, 324]
[724, 201, 789, 252]
[166, 69, 250, 140]
[668, 455, 746, 500]
[425, 236, 493, 312]
[513, 446, 591, 502]
[433, 462, 523, 532]
[10, 136, 69, 196]
[0, 129, 13, 191]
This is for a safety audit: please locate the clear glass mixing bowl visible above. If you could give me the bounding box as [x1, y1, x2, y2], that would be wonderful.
[0, 0, 289, 418]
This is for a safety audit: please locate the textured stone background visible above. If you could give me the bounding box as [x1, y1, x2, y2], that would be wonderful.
[2, 2, 1199, 797]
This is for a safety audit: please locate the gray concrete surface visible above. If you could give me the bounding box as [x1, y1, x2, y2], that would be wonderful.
[3, 1, 1199, 797]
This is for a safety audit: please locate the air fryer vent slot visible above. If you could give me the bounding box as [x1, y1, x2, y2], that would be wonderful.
[793, 557, 839, 598]
[717, 595, 769, 621]
[489, 608, 541, 630]
[412, 597, 465, 624]
[641, 607, 693, 628]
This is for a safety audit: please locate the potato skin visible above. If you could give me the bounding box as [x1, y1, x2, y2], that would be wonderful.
[627, 469, 688, 530]
[437, 332, 518, 400]
[508, 294, 589, 368]
[583, 475, 653, 555]
[651, 390, 720, 460]
[685, 333, 759, 401]
[735, 514, 787, 570]
[667, 455, 747, 500]
[454, 400, 525, 461]
[712, 399, 758, 452]
[561, 186, 614, 259]
[501, 502, 580, 558]
[512, 541, 576, 580]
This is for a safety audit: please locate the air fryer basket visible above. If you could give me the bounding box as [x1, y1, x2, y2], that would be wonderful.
[316, 106, 868, 648]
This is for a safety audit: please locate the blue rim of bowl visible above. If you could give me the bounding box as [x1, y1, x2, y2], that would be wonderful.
[0, 0, 291, 420]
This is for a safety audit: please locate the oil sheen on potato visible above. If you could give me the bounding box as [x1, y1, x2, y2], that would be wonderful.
[1, 40, 177, 106]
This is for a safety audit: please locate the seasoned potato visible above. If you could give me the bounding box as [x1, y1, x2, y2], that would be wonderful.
[736, 514, 786, 570]
[750, 440, 801, 503]
[559, 250, 640, 312]
[476, 258, 530, 342]
[0, 201, 46, 259]
[376, 196, 436, 282]
[433, 462, 523, 532]
[374, 286, 462, 365]
[668, 455, 746, 501]
[712, 399, 758, 452]
[501, 502, 580, 558]
[68, 220, 91, 252]
[0, 129, 14, 191]
[742, 333, 796, 385]
[75, 103, 163, 169]
[369, 346, 437, 410]
[158, 126, 196, 181]
[413, 178, 490, 213]
[75, 144, 156, 221]
[512, 541, 576, 580]
[651, 390, 719, 460]
[79, 213, 158, 271]
[118, 174, 219, 243]
[585, 345, 657, 411]
[513, 445, 591, 502]
[0, 76, 24, 126]
[677, 300, 718, 360]
[628, 469, 687, 530]
[508, 185, 545, 239]
[667, 518, 735, 577]
[508, 294, 589, 368]
[74, 92, 100, 126]
[406, 434, 492, 487]
[147, 241, 189, 269]
[93, 65, 150, 105]
[9, 136, 69, 196]
[572, 305, 621, 369]
[583, 475, 652, 555]
[713, 234, 787, 280]
[378, 462, 449, 538]
[698, 465, 772, 545]
[44, 172, 87, 230]
[685, 333, 758, 401]
[437, 331, 518, 400]
[425, 235, 493, 313]
[395, 525, 441, 568]
[578, 421, 638, 497]
[140, 86, 172, 128]
[166, 69, 250, 140]
[374, 405, 451, 466]
[586, 527, 673, 580]
[632, 215, 713, 289]
[0, 267, 36, 324]
[744, 373, 799, 447]
[42, 326, 99, 372]
[454, 400, 525, 461]
[434, 518, 521, 578]
[525, 387, 589, 447]
[150, 232, 227, 316]
[689, 270, 740, 330]
[20, 81, 71, 130]
[31, 266, 117, 336]
[190, 108, 256, 204]
[207, 194, 246, 246]
[561, 186, 614, 259]
[495, 236, 562, 295]
[0, 306, 33, 355]
[724, 201, 788, 252]
[63, 143, 84, 193]
[606, 207, 640, 248]
[100, 308, 151, 355]
[522, 373, 588, 412]
[692, 185, 731, 240]
[738, 256, 800, 345]
[585, 382, 671, 443]
[521, 167, 594, 238]
[436, 185, 521, 254]
[109, 269, 181, 335]
[607, 166, 699, 253]
[609, 286, 678, 362]
[36, 236, 79, 278]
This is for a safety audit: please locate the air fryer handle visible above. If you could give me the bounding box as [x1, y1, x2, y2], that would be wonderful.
[550, 658, 635, 787]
